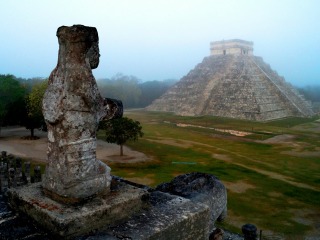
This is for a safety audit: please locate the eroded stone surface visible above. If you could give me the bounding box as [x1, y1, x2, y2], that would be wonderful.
[72, 190, 211, 240]
[156, 172, 228, 230]
[42, 25, 122, 201]
[4, 174, 237, 239]
[7, 180, 148, 238]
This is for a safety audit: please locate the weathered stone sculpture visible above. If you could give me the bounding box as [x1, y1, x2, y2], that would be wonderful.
[42, 25, 122, 202]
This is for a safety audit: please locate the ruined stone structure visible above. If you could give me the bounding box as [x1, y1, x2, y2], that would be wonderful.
[7, 172, 228, 239]
[42, 25, 122, 201]
[147, 40, 314, 121]
[7, 26, 228, 239]
[210, 39, 253, 56]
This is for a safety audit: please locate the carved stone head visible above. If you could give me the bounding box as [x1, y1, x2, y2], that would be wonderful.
[56, 24, 100, 69]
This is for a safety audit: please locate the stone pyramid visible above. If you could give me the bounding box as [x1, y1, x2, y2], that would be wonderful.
[147, 40, 314, 121]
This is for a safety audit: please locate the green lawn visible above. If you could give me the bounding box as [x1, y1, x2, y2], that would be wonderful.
[101, 110, 320, 239]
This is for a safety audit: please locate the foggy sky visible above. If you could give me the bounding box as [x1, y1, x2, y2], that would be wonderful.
[1, 0, 319, 86]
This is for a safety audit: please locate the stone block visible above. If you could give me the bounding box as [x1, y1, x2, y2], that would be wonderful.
[156, 172, 227, 230]
[79, 191, 210, 240]
[7, 180, 148, 238]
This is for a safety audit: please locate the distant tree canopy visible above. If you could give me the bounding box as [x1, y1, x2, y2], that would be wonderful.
[0, 73, 176, 137]
[1, 73, 318, 136]
[99, 117, 143, 156]
[97, 74, 177, 108]
[139, 80, 175, 107]
[297, 85, 320, 113]
[0, 74, 49, 138]
[297, 85, 320, 102]
[98, 74, 142, 108]
[0, 74, 27, 127]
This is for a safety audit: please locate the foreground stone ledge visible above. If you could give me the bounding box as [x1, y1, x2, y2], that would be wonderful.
[78, 191, 211, 240]
[6, 182, 211, 240]
[6, 173, 225, 239]
[156, 172, 228, 230]
[7, 180, 148, 238]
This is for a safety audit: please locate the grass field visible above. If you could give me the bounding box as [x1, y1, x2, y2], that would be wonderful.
[100, 110, 320, 239]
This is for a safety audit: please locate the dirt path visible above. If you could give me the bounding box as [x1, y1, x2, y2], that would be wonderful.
[0, 127, 150, 164]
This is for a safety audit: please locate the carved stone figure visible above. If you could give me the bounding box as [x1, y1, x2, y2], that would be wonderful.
[42, 25, 122, 202]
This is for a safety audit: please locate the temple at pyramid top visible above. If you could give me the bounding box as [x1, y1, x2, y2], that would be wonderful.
[210, 39, 253, 56]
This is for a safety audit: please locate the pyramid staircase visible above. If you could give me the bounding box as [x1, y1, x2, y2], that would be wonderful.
[147, 55, 314, 121]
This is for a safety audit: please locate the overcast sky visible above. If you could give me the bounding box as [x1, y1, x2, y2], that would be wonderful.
[1, 0, 319, 86]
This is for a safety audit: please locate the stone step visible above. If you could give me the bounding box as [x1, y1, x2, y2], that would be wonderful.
[147, 55, 314, 120]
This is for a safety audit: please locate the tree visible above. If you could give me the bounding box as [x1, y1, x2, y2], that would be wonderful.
[138, 79, 177, 107]
[100, 117, 143, 156]
[97, 76, 177, 108]
[0, 75, 27, 133]
[98, 74, 141, 108]
[297, 85, 320, 102]
[24, 80, 48, 138]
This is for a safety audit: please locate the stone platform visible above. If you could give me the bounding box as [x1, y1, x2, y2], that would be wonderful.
[7, 180, 149, 238]
[6, 173, 226, 240]
[7, 181, 211, 240]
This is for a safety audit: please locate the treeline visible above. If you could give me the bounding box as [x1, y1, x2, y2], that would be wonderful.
[97, 74, 177, 108]
[297, 85, 320, 113]
[2, 73, 317, 135]
[0, 74, 176, 134]
[297, 86, 320, 103]
[0, 74, 48, 136]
